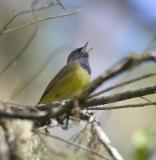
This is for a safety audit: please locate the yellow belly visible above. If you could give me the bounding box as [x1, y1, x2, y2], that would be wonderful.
[39, 64, 90, 104]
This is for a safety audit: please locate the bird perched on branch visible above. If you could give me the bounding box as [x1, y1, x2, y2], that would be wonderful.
[38, 42, 92, 104]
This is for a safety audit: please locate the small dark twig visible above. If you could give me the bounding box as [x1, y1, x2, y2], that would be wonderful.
[140, 96, 153, 103]
[90, 72, 156, 98]
[87, 102, 156, 110]
[81, 53, 156, 99]
[85, 85, 156, 107]
[56, 0, 65, 10]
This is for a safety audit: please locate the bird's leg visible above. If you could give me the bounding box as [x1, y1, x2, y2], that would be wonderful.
[72, 99, 81, 121]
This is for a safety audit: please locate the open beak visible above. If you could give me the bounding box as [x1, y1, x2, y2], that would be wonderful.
[81, 41, 93, 53]
[81, 41, 89, 53]
[86, 47, 94, 53]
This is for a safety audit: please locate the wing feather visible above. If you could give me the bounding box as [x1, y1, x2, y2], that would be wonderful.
[39, 61, 79, 103]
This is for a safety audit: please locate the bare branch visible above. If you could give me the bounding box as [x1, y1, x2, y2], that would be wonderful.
[56, 0, 65, 10]
[140, 96, 153, 103]
[1, 85, 154, 122]
[80, 53, 156, 99]
[87, 102, 156, 110]
[0, 10, 80, 35]
[91, 121, 124, 160]
[90, 72, 156, 98]
[34, 85, 156, 120]
[0, 2, 56, 33]
[144, 35, 156, 52]
[10, 46, 65, 100]
[79, 111, 124, 160]
[34, 130, 110, 160]
[0, 1, 80, 34]
[85, 85, 156, 107]
[0, 111, 48, 120]
[0, 100, 64, 121]
[0, 2, 39, 77]
[0, 24, 38, 77]
[0, 84, 156, 121]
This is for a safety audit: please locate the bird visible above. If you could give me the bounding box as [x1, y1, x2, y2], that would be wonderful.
[38, 42, 92, 104]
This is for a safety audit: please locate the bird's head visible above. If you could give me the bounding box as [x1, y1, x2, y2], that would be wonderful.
[67, 42, 92, 75]
[67, 42, 91, 63]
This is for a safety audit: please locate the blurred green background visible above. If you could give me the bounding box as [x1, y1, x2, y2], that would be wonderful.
[0, 0, 156, 159]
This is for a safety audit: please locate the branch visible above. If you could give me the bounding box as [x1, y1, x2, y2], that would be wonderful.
[0, 2, 56, 33]
[90, 72, 156, 98]
[10, 46, 66, 100]
[91, 121, 124, 160]
[0, 109, 47, 120]
[0, 23, 38, 77]
[0, 1, 81, 34]
[80, 111, 124, 160]
[0, 10, 80, 35]
[0, 1, 39, 77]
[56, 0, 65, 10]
[87, 102, 156, 110]
[85, 85, 156, 107]
[0, 85, 155, 122]
[48, 85, 156, 117]
[81, 53, 156, 99]
[34, 130, 110, 160]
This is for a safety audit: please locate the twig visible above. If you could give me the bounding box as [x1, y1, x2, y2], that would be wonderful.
[0, 109, 47, 120]
[90, 72, 156, 98]
[91, 121, 124, 160]
[87, 102, 156, 110]
[0, 21, 38, 77]
[0, 1, 81, 33]
[81, 53, 156, 99]
[0, 10, 80, 35]
[1, 85, 155, 122]
[10, 46, 65, 100]
[85, 85, 156, 107]
[0, 2, 39, 77]
[140, 96, 153, 103]
[0, 84, 156, 120]
[33, 85, 156, 120]
[0, 2, 56, 33]
[79, 110, 124, 160]
[50, 85, 156, 117]
[56, 0, 65, 10]
[144, 35, 156, 52]
[34, 130, 110, 160]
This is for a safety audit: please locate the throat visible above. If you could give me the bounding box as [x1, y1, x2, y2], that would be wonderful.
[79, 61, 91, 75]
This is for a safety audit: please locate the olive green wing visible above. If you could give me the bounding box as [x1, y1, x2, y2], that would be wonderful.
[39, 61, 79, 103]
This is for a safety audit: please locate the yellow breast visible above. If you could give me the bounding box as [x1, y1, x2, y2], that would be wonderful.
[39, 62, 90, 104]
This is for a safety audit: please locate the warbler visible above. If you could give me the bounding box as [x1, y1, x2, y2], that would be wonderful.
[38, 42, 92, 104]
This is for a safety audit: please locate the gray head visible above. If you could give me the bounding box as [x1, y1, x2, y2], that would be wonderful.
[67, 42, 91, 75]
